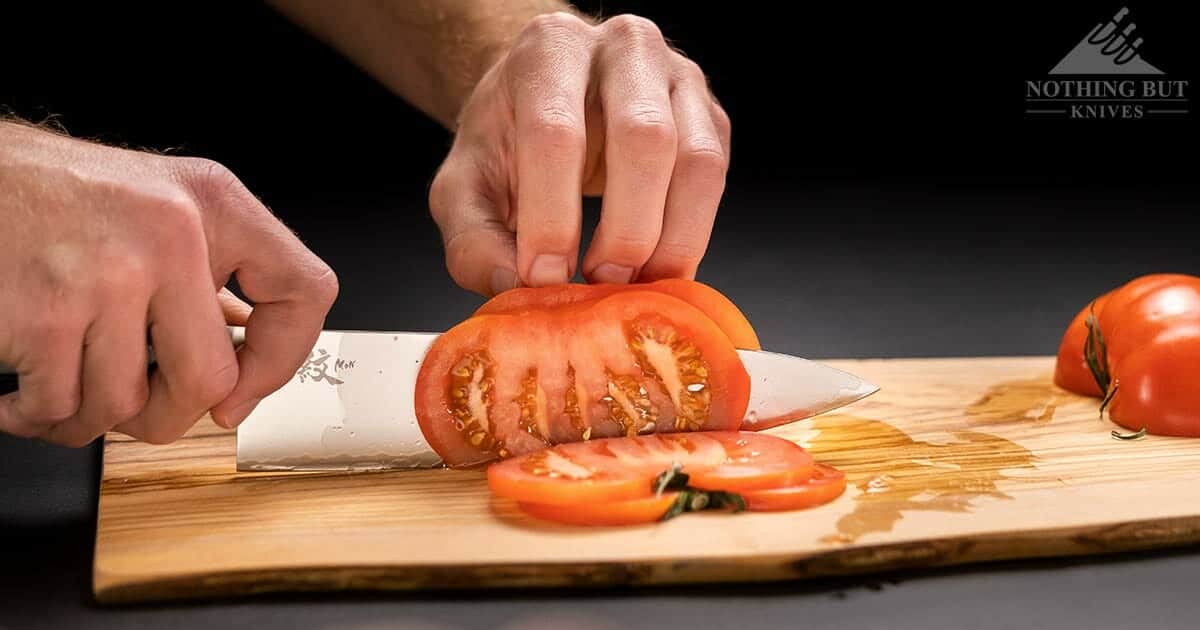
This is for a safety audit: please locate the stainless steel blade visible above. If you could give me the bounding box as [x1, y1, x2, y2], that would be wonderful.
[235, 328, 878, 471]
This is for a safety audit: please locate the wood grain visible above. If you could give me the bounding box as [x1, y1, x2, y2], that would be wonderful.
[93, 357, 1200, 603]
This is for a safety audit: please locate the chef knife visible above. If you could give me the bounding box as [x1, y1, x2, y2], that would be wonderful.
[234, 328, 878, 471]
[0, 327, 879, 469]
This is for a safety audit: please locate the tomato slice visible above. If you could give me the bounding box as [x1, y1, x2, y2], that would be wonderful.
[417, 291, 752, 467]
[487, 446, 652, 505]
[741, 464, 847, 511]
[685, 432, 814, 492]
[487, 431, 815, 507]
[517, 493, 680, 527]
[473, 279, 761, 350]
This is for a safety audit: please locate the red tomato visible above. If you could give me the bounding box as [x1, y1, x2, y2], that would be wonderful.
[417, 291, 752, 466]
[487, 431, 814, 505]
[473, 279, 762, 350]
[517, 493, 680, 527]
[1054, 274, 1200, 437]
[742, 464, 847, 511]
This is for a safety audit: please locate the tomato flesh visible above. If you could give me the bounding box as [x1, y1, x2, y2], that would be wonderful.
[488, 431, 816, 505]
[417, 291, 752, 467]
[742, 464, 847, 511]
[474, 279, 761, 350]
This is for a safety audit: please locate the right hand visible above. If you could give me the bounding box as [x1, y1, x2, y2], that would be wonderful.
[0, 121, 339, 446]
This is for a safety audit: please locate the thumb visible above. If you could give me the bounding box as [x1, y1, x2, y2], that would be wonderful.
[429, 159, 520, 296]
[218, 287, 253, 326]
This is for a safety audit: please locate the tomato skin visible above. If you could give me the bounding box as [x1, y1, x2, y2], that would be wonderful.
[742, 464, 847, 511]
[474, 279, 762, 350]
[1053, 292, 1109, 397]
[517, 493, 679, 527]
[1054, 274, 1200, 437]
[1108, 329, 1200, 437]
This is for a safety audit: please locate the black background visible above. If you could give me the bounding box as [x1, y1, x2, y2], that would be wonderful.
[1, 1, 1198, 628]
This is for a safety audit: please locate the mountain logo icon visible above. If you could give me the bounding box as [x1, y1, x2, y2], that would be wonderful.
[1049, 7, 1163, 75]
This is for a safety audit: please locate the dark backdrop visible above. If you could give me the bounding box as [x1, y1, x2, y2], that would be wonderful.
[1, 2, 1197, 627]
[2, 1, 1196, 358]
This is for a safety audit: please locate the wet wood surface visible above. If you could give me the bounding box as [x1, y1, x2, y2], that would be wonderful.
[93, 357, 1200, 603]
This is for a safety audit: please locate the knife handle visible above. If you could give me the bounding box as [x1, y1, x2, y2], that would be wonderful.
[0, 326, 247, 396]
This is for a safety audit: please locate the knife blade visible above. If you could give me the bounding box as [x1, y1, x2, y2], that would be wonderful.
[234, 328, 878, 471]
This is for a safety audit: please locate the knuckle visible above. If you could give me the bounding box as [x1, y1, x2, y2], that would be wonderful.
[524, 11, 586, 38]
[528, 108, 586, 157]
[606, 14, 664, 43]
[103, 387, 150, 425]
[613, 108, 676, 154]
[712, 104, 732, 139]
[677, 58, 706, 82]
[174, 357, 239, 413]
[195, 359, 240, 407]
[677, 143, 729, 182]
[308, 263, 340, 309]
[90, 245, 152, 298]
[655, 238, 708, 269]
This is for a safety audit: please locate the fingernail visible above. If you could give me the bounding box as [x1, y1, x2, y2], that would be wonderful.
[222, 397, 262, 429]
[528, 254, 569, 286]
[490, 267, 519, 294]
[590, 263, 635, 284]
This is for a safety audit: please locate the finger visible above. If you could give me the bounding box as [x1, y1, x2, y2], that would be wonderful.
[116, 258, 238, 444]
[43, 303, 150, 448]
[507, 13, 593, 286]
[176, 159, 339, 430]
[582, 15, 677, 285]
[0, 323, 84, 438]
[639, 65, 729, 281]
[429, 157, 519, 296]
[218, 287, 252, 326]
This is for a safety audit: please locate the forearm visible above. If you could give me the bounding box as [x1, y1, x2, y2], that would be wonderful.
[266, 0, 587, 129]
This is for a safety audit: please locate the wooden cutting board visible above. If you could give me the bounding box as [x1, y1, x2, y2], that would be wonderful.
[93, 357, 1200, 604]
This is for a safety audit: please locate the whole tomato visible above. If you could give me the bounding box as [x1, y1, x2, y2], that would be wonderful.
[1054, 274, 1200, 437]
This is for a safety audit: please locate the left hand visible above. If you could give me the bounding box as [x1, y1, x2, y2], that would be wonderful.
[429, 12, 731, 296]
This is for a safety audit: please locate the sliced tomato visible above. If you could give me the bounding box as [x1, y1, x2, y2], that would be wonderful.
[742, 464, 847, 511]
[517, 493, 680, 527]
[685, 431, 814, 492]
[487, 431, 815, 505]
[473, 279, 761, 350]
[417, 291, 752, 467]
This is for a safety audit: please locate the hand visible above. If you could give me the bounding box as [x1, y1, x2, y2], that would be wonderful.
[429, 12, 731, 296]
[0, 122, 338, 446]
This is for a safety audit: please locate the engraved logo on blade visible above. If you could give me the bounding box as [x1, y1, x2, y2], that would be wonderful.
[295, 348, 354, 385]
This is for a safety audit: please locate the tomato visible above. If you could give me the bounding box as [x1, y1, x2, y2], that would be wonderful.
[474, 279, 761, 350]
[741, 464, 846, 511]
[487, 431, 814, 505]
[417, 291, 752, 466]
[517, 493, 680, 527]
[1054, 274, 1200, 437]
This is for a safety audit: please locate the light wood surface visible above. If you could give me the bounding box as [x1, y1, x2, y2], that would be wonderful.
[93, 357, 1200, 604]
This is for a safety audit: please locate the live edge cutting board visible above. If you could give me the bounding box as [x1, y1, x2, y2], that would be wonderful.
[93, 357, 1200, 604]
